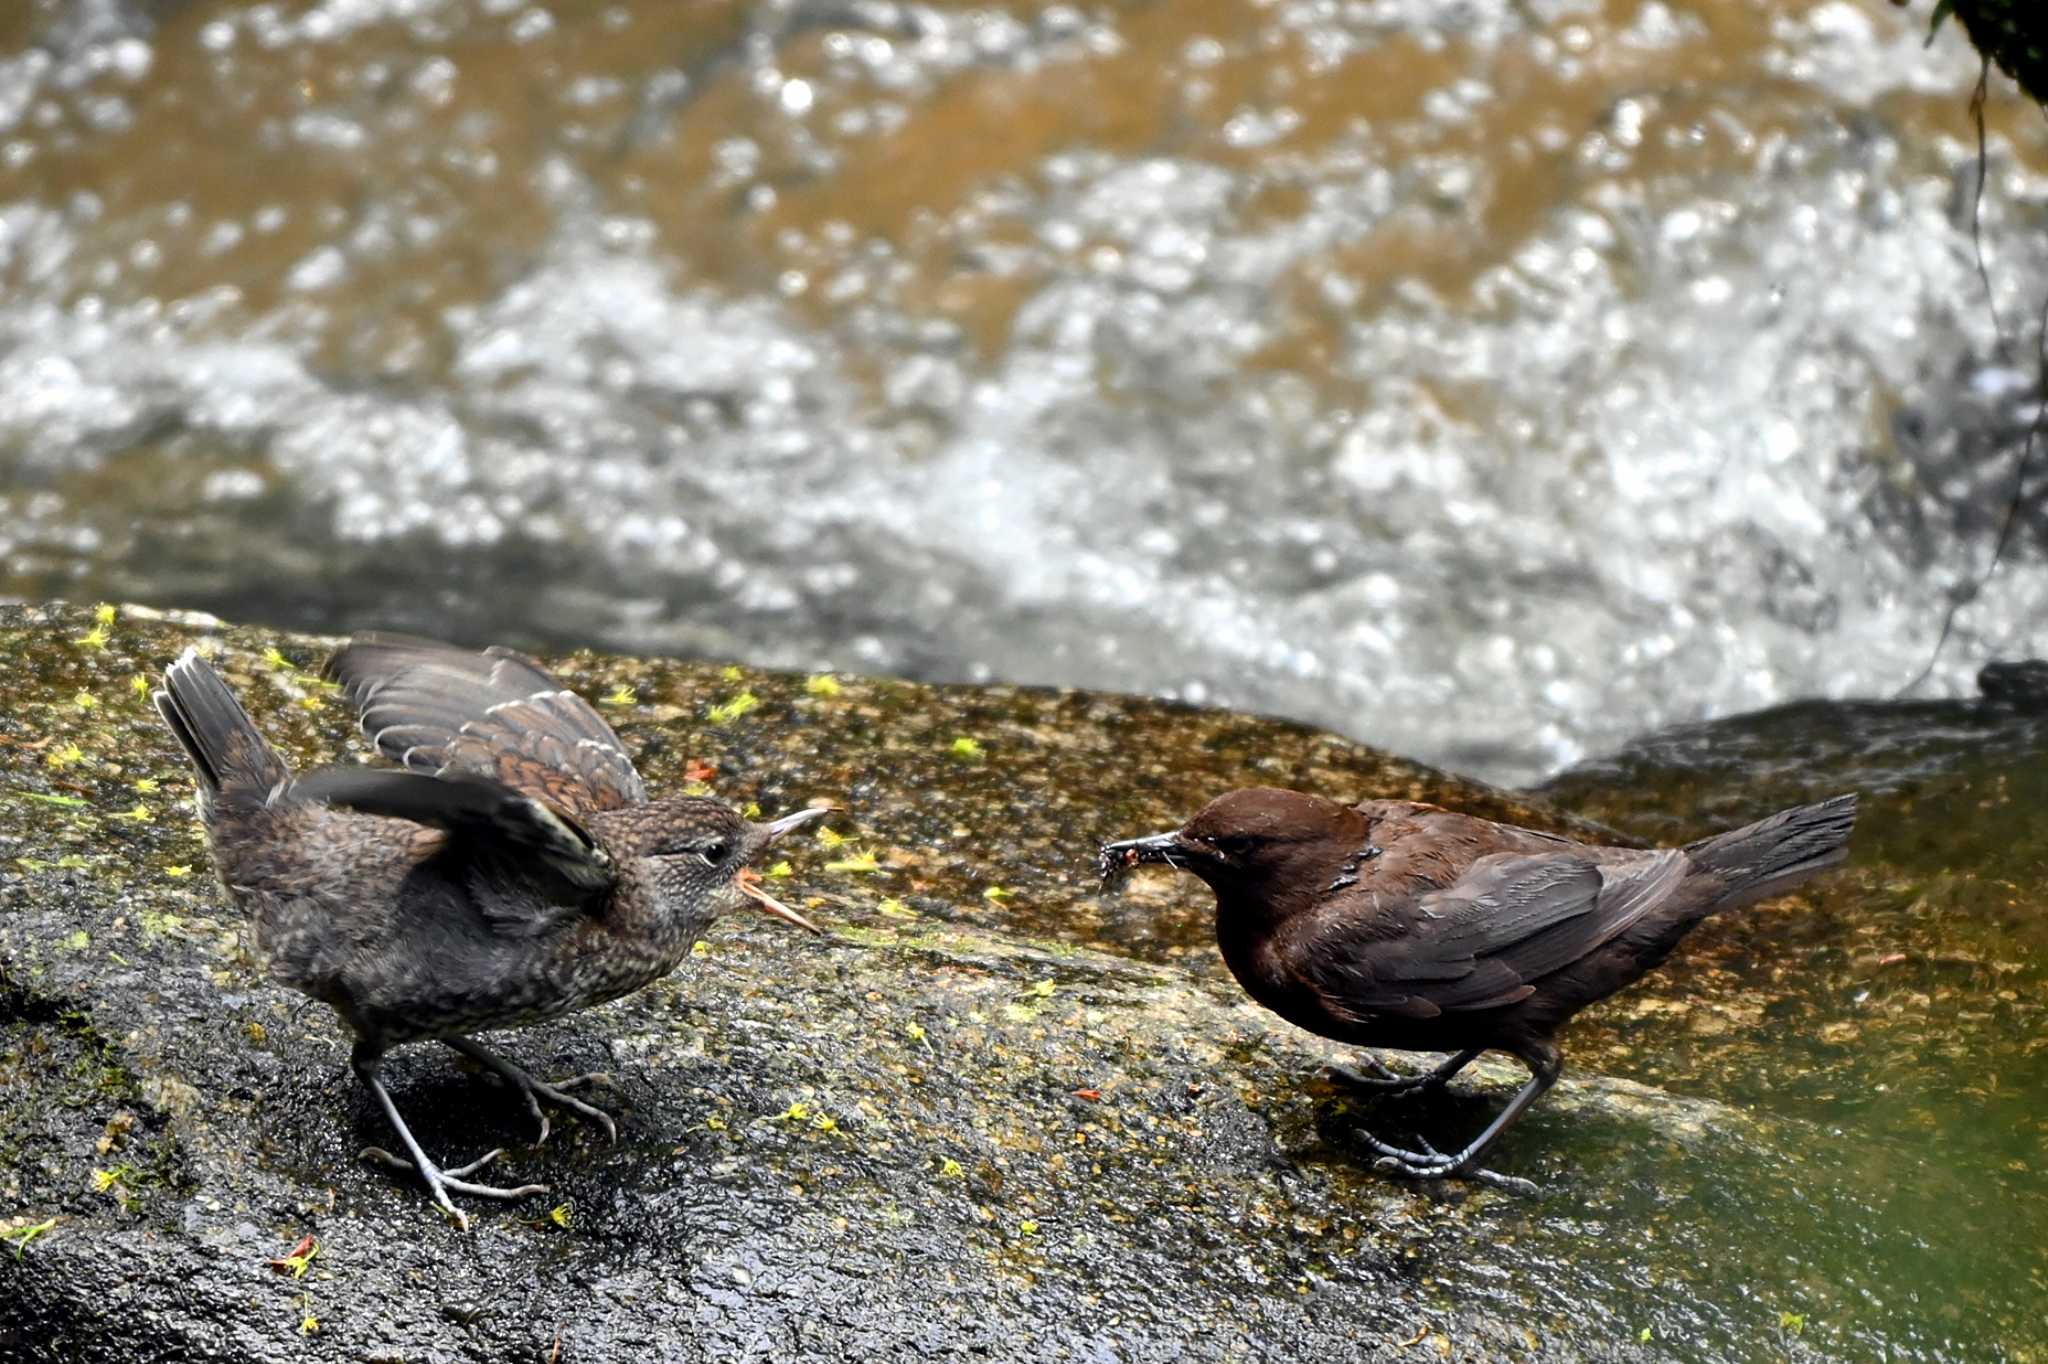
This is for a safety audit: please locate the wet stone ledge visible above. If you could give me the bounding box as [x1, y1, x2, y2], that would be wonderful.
[0, 602, 2000, 1364]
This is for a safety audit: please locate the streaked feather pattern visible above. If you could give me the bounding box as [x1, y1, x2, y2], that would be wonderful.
[325, 633, 647, 815]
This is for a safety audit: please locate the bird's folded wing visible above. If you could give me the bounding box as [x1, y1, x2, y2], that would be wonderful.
[325, 633, 647, 815]
[294, 767, 616, 913]
[1305, 849, 1688, 1021]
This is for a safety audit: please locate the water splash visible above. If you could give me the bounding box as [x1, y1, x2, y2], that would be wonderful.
[0, 0, 2044, 785]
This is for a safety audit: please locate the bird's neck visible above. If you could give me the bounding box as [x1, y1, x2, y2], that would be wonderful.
[1211, 886, 1326, 1023]
[1207, 852, 1349, 970]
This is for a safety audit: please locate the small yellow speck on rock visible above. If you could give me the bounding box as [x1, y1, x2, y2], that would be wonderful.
[706, 691, 758, 724]
[690, 940, 710, 959]
[804, 674, 841, 697]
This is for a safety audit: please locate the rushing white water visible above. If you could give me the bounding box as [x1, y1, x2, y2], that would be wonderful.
[0, 0, 2044, 783]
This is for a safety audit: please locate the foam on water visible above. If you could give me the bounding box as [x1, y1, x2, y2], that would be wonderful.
[0, 0, 2043, 783]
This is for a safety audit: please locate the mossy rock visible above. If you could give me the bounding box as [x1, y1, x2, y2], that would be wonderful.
[0, 603, 2038, 1361]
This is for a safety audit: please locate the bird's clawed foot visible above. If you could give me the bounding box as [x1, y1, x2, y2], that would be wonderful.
[1362, 1130, 1541, 1196]
[444, 1038, 619, 1146]
[1343, 1051, 1554, 1197]
[1369, 1148, 1540, 1197]
[1341, 1113, 1541, 1195]
[1326, 1060, 1441, 1097]
[360, 1145, 551, 1228]
[1326, 1046, 1480, 1099]
[519, 1071, 617, 1147]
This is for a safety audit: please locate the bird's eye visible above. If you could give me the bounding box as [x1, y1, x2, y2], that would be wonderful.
[1214, 834, 1258, 856]
[688, 840, 731, 867]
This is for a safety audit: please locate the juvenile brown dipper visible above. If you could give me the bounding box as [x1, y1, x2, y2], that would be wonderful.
[1101, 788, 1856, 1191]
[154, 634, 832, 1225]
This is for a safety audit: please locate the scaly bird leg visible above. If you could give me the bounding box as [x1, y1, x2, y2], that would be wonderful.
[1327, 1046, 1483, 1096]
[443, 1036, 618, 1146]
[352, 1043, 548, 1229]
[1353, 1046, 1559, 1197]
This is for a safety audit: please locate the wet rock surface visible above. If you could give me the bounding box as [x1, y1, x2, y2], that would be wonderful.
[0, 603, 2040, 1363]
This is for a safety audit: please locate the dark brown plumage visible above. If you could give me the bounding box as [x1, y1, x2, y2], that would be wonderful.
[1101, 787, 1857, 1191]
[154, 634, 832, 1226]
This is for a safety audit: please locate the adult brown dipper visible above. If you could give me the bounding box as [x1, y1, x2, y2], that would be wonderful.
[1100, 788, 1856, 1192]
[153, 634, 833, 1226]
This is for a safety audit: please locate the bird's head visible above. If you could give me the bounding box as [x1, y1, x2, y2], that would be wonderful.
[608, 799, 836, 936]
[1099, 787, 1367, 914]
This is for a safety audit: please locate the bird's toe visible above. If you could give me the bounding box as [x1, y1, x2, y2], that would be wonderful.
[1371, 1152, 1539, 1196]
[549, 1071, 612, 1092]
[439, 1174, 549, 1202]
[442, 1148, 507, 1179]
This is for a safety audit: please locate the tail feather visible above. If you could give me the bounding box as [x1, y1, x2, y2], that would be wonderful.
[153, 650, 290, 811]
[1683, 793, 1858, 910]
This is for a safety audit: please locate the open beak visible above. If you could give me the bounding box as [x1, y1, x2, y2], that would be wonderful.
[736, 867, 823, 934]
[1096, 830, 1189, 885]
[737, 804, 839, 934]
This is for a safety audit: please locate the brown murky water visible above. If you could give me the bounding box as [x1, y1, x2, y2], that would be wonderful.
[1, 0, 2045, 785]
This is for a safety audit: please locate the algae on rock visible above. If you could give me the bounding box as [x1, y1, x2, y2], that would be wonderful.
[0, 603, 2037, 1363]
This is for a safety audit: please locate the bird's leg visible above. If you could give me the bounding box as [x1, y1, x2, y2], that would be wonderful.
[443, 1036, 619, 1146]
[352, 1042, 549, 1229]
[1328, 1046, 1482, 1095]
[1357, 1044, 1560, 1196]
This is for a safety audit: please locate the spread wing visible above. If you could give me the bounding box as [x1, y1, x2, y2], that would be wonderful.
[1302, 849, 1689, 1021]
[294, 766, 614, 927]
[324, 632, 647, 816]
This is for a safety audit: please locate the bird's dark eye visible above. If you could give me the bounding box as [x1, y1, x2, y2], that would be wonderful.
[696, 840, 731, 866]
[1213, 834, 1259, 856]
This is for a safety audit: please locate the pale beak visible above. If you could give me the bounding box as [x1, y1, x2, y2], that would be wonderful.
[736, 804, 840, 934]
[761, 804, 839, 842]
[736, 867, 823, 935]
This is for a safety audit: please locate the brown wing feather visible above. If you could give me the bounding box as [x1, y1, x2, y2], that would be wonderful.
[324, 632, 647, 814]
[293, 766, 615, 917]
[1302, 849, 1688, 1021]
